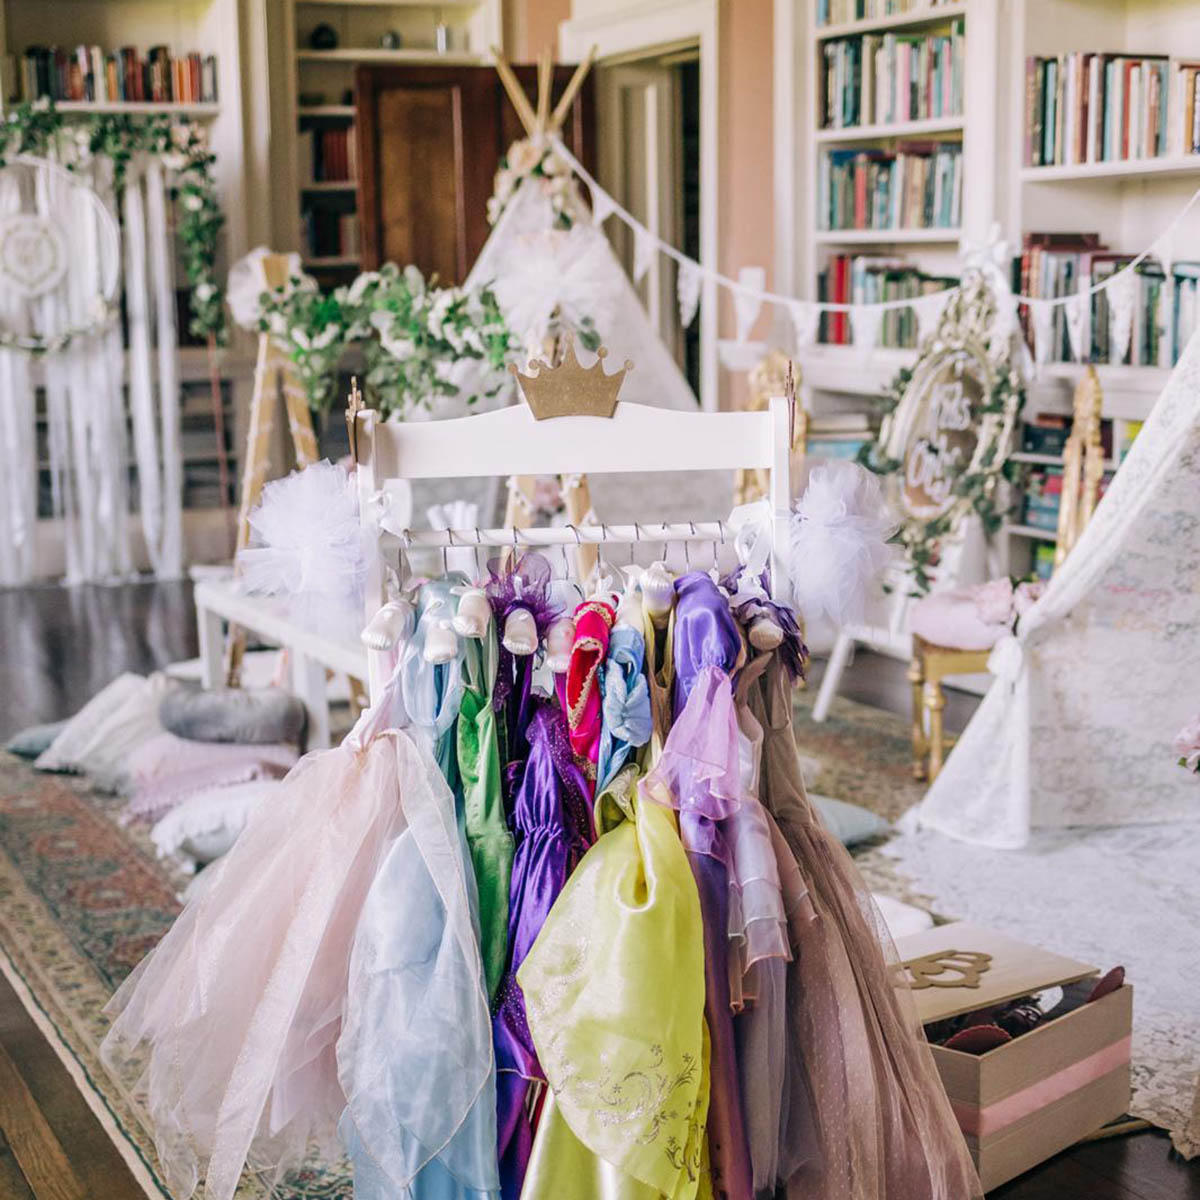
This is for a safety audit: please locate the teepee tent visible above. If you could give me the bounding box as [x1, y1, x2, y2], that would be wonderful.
[908, 331, 1200, 848]
[466, 52, 698, 413]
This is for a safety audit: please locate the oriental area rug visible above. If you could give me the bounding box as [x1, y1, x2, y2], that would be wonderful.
[0, 688, 1194, 1198]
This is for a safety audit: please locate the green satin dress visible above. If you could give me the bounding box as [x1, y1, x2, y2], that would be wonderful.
[456, 623, 514, 1003]
[517, 765, 712, 1200]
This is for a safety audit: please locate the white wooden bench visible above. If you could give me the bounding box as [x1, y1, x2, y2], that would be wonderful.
[193, 568, 367, 749]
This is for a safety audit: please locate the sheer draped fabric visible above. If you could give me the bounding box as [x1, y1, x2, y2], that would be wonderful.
[744, 652, 982, 1199]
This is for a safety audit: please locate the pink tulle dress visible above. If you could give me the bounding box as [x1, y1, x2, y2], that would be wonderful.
[100, 671, 495, 1200]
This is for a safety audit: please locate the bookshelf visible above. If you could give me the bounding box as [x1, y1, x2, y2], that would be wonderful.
[0, 0, 258, 570]
[278, 0, 500, 277]
[776, 0, 1197, 435]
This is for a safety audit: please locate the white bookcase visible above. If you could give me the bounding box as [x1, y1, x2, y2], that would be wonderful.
[0, 0, 257, 570]
[776, 0, 1200, 572]
[277, 0, 501, 275]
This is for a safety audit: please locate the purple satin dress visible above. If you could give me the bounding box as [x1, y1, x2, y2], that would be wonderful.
[492, 700, 591, 1200]
[669, 572, 755, 1200]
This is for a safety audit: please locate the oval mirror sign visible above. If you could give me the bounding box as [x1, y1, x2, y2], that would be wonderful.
[900, 348, 991, 520]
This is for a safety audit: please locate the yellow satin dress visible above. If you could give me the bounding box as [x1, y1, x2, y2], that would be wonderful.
[517, 765, 712, 1200]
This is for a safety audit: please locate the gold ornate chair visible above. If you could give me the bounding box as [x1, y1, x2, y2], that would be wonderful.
[910, 366, 1104, 781]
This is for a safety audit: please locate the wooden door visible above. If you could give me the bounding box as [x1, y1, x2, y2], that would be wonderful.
[356, 64, 595, 284]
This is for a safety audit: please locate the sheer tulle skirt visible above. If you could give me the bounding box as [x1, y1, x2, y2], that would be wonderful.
[745, 655, 982, 1200]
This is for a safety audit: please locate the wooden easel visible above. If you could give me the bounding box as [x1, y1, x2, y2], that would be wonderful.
[492, 47, 600, 583]
[224, 253, 322, 687]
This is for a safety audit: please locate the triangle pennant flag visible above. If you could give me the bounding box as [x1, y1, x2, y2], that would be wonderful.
[1027, 297, 1055, 367]
[734, 266, 766, 342]
[676, 259, 702, 328]
[994, 289, 1020, 347]
[1151, 233, 1174, 277]
[1063, 287, 1090, 363]
[632, 224, 656, 284]
[850, 305, 882, 354]
[589, 182, 617, 227]
[1107, 267, 1138, 364]
[914, 290, 951, 343]
[788, 301, 820, 351]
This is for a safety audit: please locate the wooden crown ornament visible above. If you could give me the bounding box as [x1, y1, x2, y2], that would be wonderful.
[510, 337, 633, 421]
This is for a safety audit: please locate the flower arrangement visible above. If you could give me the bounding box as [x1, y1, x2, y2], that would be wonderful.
[1172, 715, 1200, 775]
[487, 137, 589, 229]
[258, 263, 517, 419]
[0, 99, 226, 348]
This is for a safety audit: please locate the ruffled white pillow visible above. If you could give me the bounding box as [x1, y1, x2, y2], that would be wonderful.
[151, 779, 285, 874]
[36, 673, 176, 792]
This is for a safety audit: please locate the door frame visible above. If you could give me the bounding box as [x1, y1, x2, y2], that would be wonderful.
[560, 0, 719, 411]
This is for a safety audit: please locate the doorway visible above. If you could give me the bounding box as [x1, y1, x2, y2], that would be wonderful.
[596, 46, 702, 398]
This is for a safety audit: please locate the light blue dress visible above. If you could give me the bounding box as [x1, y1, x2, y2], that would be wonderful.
[338, 581, 501, 1200]
[595, 623, 653, 793]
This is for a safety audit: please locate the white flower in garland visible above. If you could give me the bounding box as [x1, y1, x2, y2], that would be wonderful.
[488, 139, 587, 229]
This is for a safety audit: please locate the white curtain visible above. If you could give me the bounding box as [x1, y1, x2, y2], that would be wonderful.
[0, 152, 183, 585]
[909, 330, 1200, 846]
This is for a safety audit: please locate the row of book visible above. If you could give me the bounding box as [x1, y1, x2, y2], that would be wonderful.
[805, 412, 875, 463]
[16, 45, 217, 105]
[1023, 52, 1200, 167]
[1015, 232, 1200, 366]
[303, 208, 360, 261]
[816, 0, 955, 27]
[298, 127, 358, 184]
[817, 254, 957, 346]
[821, 22, 964, 129]
[818, 141, 962, 231]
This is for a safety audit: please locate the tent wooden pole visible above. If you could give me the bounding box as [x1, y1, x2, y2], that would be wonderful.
[490, 47, 539, 136]
[535, 49, 553, 134]
[549, 46, 597, 132]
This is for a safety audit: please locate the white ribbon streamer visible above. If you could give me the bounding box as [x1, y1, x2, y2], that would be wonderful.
[146, 159, 183, 577]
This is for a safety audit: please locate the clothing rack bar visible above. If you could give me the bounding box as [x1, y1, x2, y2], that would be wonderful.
[386, 521, 739, 551]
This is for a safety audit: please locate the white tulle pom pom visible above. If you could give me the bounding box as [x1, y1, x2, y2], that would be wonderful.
[237, 460, 370, 639]
[788, 461, 897, 628]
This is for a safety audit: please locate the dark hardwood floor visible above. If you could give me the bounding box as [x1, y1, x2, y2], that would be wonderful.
[0, 581, 1196, 1199]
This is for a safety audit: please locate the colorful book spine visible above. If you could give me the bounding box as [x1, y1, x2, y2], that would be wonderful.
[18, 44, 217, 104]
[1025, 51, 1170, 166]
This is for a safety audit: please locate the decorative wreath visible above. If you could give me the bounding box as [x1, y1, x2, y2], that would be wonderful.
[0, 99, 226, 352]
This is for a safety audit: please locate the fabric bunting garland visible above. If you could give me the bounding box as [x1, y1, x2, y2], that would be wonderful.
[546, 135, 1200, 361]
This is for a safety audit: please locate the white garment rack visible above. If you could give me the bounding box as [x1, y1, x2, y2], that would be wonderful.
[354, 395, 794, 700]
[388, 521, 733, 550]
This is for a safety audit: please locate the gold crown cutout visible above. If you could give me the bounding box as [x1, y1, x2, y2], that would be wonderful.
[509, 336, 633, 421]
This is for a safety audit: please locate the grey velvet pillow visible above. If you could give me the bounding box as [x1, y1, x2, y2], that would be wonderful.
[5, 720, 69, 759]
[159, 688, 306, 746]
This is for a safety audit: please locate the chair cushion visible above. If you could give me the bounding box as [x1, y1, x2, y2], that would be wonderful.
[909, 578, 1015, 651]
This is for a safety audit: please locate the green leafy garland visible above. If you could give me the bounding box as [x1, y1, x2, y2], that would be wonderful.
[857, 360, 1026, 595]
[0, 98, 226, 347]
[259, 263, 518, 418]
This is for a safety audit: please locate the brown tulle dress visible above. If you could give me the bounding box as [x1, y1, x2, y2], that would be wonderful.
[739, 649, 983, 1200]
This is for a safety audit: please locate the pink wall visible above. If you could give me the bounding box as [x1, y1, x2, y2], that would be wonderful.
[506, 0, 572, 60]
[720, 0, 775, 406]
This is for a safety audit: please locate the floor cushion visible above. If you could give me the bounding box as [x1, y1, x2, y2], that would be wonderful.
[160, 686, 307, 746]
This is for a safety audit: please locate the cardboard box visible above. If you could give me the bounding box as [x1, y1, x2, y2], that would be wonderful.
[897, 922, 1132, 1192]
